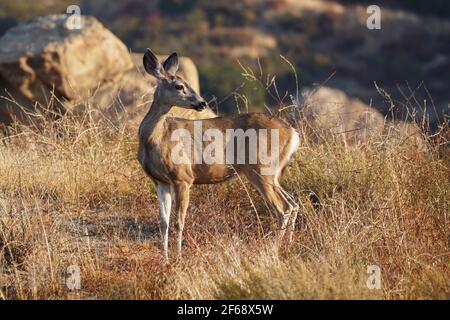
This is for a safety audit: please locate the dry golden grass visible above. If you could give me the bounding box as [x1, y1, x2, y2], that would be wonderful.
[0, 102, 448, 300]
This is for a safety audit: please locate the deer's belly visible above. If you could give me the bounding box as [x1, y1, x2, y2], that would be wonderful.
[192, 164, 235, 184]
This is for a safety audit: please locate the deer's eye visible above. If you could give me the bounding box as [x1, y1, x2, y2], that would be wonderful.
[175, 84, 184, 91]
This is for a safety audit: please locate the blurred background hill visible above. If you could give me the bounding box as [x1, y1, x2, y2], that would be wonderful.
[0, 0, 448, 126]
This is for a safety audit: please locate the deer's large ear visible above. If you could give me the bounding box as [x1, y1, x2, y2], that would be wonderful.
[143, 49, 164, 79]
[163, 52, 179, 76]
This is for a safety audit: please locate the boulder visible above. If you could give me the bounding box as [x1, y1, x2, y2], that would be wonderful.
[301, 86, 386, 144]
[299, 86, 427, 149]
[384, 121, 427, 152]
[0, 15, 215, 130]
[0, 15, 133, 103]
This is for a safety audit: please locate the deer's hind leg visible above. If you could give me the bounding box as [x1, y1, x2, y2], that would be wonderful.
[273, 172, 300, 243]
[277, 183, 299, 243]
[245, 170, 293, 243]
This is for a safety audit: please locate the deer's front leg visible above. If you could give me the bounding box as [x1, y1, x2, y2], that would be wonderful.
[156, 183, 172, 261]
[174, 181, 191, 258]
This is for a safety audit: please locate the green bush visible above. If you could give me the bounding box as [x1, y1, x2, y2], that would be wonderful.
[199, 62, 266, 114]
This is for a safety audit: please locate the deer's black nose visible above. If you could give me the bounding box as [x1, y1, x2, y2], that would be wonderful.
[196, 101, 208, 111]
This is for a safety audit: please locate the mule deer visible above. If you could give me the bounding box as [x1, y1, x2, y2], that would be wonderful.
[138, 49, 300, 260]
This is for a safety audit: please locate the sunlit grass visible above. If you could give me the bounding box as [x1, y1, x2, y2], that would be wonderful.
[0, 97, 448, 300]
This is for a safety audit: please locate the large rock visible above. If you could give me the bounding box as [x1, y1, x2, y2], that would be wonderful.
[0, 15, 133, 103]
[299, 86, 426, 149]
[0, 15, 215, 129]
[301, 86, 386, 144]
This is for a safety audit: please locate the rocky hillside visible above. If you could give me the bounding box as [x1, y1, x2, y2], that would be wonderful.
[0, 1, 448, 130]
[0, 15, 213, 132]
[74, 0, 449, 126]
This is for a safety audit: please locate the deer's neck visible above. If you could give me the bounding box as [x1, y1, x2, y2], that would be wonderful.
[139, 90, 171, 144]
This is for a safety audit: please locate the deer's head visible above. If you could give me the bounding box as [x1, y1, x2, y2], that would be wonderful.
[143, 49, 208, 111]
